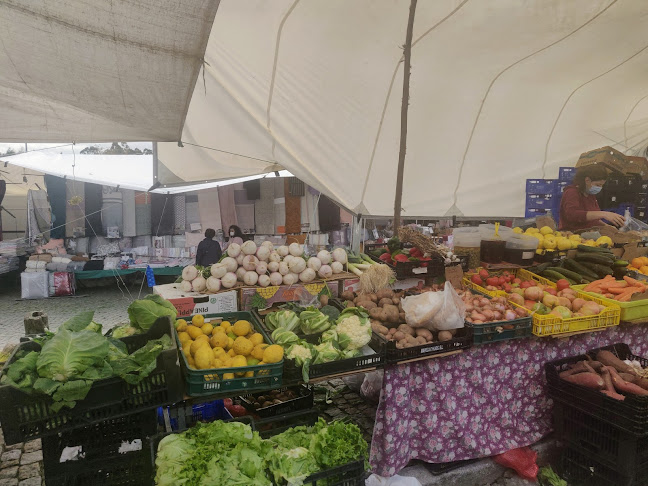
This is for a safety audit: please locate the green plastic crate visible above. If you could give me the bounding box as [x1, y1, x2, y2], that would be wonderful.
[175, 311, 283, 396]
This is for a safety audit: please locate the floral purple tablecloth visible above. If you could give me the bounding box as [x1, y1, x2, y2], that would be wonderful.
[370, 325, 648, 477]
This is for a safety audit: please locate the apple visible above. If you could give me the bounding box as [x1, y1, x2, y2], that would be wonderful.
[557, 297, 572, 310]
[550, 306, 572, 319]
[542, 294, 559, 308]
[511, 288, 525, 297]
[556, 279, 571, 291]
[545, 287, 557, 296]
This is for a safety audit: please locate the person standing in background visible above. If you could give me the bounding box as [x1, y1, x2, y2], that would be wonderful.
[195, 228, 222, 266]
[223, 225, 244, 250]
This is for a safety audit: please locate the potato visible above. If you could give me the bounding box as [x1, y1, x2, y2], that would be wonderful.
[341, 291, 355, 301]
[416, 336, 427, 345]
[378, 298, 393, 308]
[345, 300, 354, 308]
[262, 401, 273, 408]
[398, 324, 416, 336]
[399, 312, 406, 322]
[448, 329, 457, 336]
[415, 328, 433, 341]
[376, 289, 394, 300]
[368, 293, 378, 303]
[371, 320, 389, 334]
[392, 297, 400, 305]
[383, 304, 400, 323]
[398, 302, 403, 312]
[359, 301, 377, 310]
[393, 331, 406, 341]
[369, 307, 386, 321]
[319, 295, 329, 306]
[438, 330, 453, 341]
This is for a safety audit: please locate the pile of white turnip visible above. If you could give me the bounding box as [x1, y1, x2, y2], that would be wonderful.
[180, 241, 349, 292]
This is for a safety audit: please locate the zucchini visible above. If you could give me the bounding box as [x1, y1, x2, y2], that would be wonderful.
[542, 269, 570, 282]
[574, 252, 615, 265]
[531, 262, 552, 274]
[576, 244, 614, 254]
[578, 261, 613, 278]
[614, 260, 630, 267]
[546, 267, 585, 283]
[563, 259, 599, 280]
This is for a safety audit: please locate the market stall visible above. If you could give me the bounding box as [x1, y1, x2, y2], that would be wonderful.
[370, 324, 648, 476]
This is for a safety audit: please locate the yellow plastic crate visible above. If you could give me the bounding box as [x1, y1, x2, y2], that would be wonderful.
[508, 290, 620, 337]
[573, 283, 648, 322]
[463, 268, 556, 297]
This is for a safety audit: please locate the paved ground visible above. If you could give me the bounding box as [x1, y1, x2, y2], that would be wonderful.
[0, 284, 561, 485]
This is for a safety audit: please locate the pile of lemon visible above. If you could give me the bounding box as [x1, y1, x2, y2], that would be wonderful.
[513, 226, 612, 253]
[175, 315, 284, 379]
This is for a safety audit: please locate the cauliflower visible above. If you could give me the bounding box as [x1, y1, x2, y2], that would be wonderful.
[287, 344, 313, 365]
[335, 307, 371, 350]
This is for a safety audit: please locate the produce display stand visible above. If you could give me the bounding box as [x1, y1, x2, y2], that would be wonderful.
[0, 316, 183, 445]
[463, 267, 555, 297]
[573, 283, 648, 322]
[74, 266, 183, 280]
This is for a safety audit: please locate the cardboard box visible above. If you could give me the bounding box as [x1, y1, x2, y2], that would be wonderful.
[153, 283, 238, 317]
[341, 277, 425, 293]
[627, 156, 648, 180]
[576, 146, 628, 174]
[240, 280, 338, 311]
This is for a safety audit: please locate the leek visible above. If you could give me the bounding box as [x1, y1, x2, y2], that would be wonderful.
[347, 263, 363, 276]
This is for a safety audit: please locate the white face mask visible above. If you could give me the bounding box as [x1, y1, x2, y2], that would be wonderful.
[230, 232, 235, 237]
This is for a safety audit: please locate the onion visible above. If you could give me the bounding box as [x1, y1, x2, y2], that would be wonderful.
[236, 253, 244, 265]
[331, 261, 343, 274]
[242, 255, 259, 271]
[299, 268, 316, 283]
[256, 246, 271, 262]
[256, 261, 268, 275]
[182, 265, 198, 281]
[283, 273, 297, 285]
[243, 271, 259, 286]
[267, 261, 280, 272]
[227, 243, 241, 258]
[269, 251, 281, 263]
[317, 250, 331, 265]
[492, 311, 502, 321]
[221, 257, 238, 273]
[505, 310, 517, 321]
[192, 276, 206, 292]
[269, 272, 283, 286]
[236, 267, 247, 281]
[261, 241, 274, 249]
[318, 265, 333, 279]
[210, 263, 227, 279]
[277, 245, 289, 257]
[180, 280, 193, 292]
[332, 248, 347, 264]
[241, 240, 257, 255]
[289, 243, 303, 257]
[258, 274, 271, 287]
[221, 272, 237, 288]
[307, 257, 322, 272]
[278, 262, 290, 276]
[289, 257, 306, 274]
[283, 255, 294, 266]
[206, 276, 221, 292]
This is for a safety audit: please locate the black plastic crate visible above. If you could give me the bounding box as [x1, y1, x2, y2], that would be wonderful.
[467, 317, 532, 345]
[0, 317, 183, 445]
[240, 385, 314, 418]
[545, 345, 648, 436]
[553, 400, 648, 473]
[42, 411, 157, 486]
[254, 408, 319, 439]
[560, 444, 648, 486]
[373, 325, 472, 364]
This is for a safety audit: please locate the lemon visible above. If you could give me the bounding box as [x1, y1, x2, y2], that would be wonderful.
[557, 237, 572, 251]
[247, 357, 260, 366]
[228, 349, 237, 358]
[543, 236, 557, 250]
[212, 359, 223, 369]
[529, 233, 543, 249]
[212, 346, 227, 359]
[175, 319, 188, 332]
[182, 345, 192, 359]
[226, 337, 235, 350]
[251, 344, 268, 361]
[244, 371, 255, 378]
[186, 326, 203, 340]
[177, 331, 190, 343]
[249, 333, 264, 346]
[596, 236, 613, 247]
[584, 239, 596, 247]
[221, 321, 232, 331]
[227, 332, 237, 340]
[201, 323, 214, 335]
[223, 373, 235, 380]
[195, 334, 210, 344]
[191, 339, 210, 355]
[233, 320, 252, 337]
[187, 356, 196, 369]
[231, 355, 247, 367]
[194, 346, 213, 370]
[540, 226, 553, 235]
[233, 337, 254, 356]
[262, 344, 284, 364]
[192, 315, 205, 327]
[221, 356, 233, 367]
[525, 227, 539, 234]
[554, 231, 562, 237]
[210, 332, 229, 349]
[512, 227, 523, 234]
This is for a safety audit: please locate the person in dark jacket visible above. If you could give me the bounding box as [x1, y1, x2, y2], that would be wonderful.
[195, 228, 222, 266]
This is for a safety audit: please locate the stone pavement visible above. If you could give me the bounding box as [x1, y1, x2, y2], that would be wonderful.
[0, 431, 43, 486]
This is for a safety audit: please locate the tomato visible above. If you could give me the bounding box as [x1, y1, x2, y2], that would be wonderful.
[520, 281, 533, 289]
[513, 278, 522, 285]
[479, 269, 490, 279]
[498, 276, 507, 286]
[556, 279, 571, 291]
[471, 274, 483, 285]
[486, 277, 500, 287]
[502, 283, 512, 292]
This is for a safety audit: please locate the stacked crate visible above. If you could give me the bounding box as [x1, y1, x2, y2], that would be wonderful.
[525, 179, 560, 221]
[597, 172, 646, 220]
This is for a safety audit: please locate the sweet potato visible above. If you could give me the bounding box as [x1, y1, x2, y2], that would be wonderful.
[619, 372, 637, 383]
[596, 350, 638, 376]
[634, 377, 648, 391]
[607, 366, 648, 396]
[561, 372, 604, 390]
[602, 389, 625, 401]
[559, 361, 590, 377]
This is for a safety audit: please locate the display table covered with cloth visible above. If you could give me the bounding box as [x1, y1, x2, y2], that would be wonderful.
[370, 325, 648, 477]
[74, 266, 183, 280]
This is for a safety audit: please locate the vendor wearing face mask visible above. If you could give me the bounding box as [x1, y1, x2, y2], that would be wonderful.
[224, 225, 244, 249]
[559, 165, 625, 231]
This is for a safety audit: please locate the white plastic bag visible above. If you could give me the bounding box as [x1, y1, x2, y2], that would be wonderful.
[365, 473, 422, 486]
[401, 284, 465, 331]
[360, 370, 383, 403]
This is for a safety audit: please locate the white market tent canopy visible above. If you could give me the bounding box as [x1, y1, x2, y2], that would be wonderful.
[2, 1, 648, 218]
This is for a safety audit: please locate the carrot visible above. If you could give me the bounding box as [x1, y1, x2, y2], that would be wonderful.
[604, 293, 615, 298]
[608, 288, 627, 295]
[606, 281, 628, 288]
[623, 275, 645, 287]
[617, 288, 642, 302]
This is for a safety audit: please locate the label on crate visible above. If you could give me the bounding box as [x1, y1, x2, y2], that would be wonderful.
[445, 265, 464, 288]
[412, 266, 428, 274]
[420, 344, 445, 353]
[522, 251, 534, 259]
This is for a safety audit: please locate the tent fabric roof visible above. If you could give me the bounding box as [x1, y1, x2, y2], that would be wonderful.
[0, 0, 219, 142]
[158, 0, 648, 217]
[3, 1, 648, 217]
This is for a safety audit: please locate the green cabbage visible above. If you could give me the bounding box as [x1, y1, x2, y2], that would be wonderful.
[127, 295, 177, 331]
[312, 341, 341, 365]
[271, 328, 300, 346]
[299, 307, 331, 335]
[265, 310, 300, 332]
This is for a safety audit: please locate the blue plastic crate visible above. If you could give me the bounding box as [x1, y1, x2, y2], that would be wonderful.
[525, 207, 552, 218]
[526, 193, 555, 209]
[555, 181, 569, 194]
[604, 204, 635, 217]
[157, 400, 231, 430]
[559, 167, 576, 183]
[526, 179, 557, 194]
